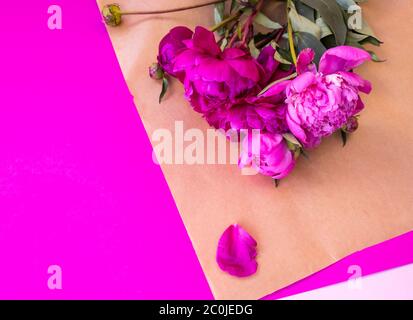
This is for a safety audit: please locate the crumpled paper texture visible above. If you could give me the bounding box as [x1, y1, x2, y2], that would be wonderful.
[97, 0, 413, 299]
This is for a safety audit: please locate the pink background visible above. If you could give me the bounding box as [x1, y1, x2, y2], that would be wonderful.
[0, 1, 211, 299]
[0, 0, 412, 299]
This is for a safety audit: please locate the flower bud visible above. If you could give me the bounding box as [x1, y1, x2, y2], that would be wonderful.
[149, 63, 164, 80]
[102, 4, 122, 27]
[343, 116, 359, 133]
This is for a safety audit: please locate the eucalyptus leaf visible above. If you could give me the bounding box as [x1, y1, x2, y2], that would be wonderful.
[214, 2, 225, 25]
[289, 2, 321, 39]
[345, 36, 365, 50]
[214, 2, 226, 35]
[295, 32, 326, 66]
[322, 34, 338, 49]
[352, 19, 381, 43]
[347, 29, 381, 46]
[248, 40, 260, 58]
[277, 46, 294, 64]
[347, 30, 369, 43]
[274, 50, 292, 65]
[254, 11, 282, 30]
[301, 0, 347, 45]
[360, 36, 382, 47]
[315, 17, 333, 38]
[336, 0, 357, 10]
[294, 0, 315, 22]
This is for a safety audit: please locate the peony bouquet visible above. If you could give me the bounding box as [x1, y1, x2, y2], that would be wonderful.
[102, 0, 382, 278]
[103, 0, 381, 186]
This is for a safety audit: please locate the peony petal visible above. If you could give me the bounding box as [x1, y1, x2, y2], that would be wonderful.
[196, 58, 234, 82]
[167, 26, 193, 43]
[269, 145, 295, 179]
[289, 72, 315, 93]
[260, 80, 290, 98]
[257, 46, 279, 83]
[286, 111, 307, 144]
[222, 47, 247, 60]
[296, 48, 316, 75]
[227, 59, 260, 82]
[338, 71, 372, 94]
[216, 224, 258, 277]
[192, 26, 221, 56]
[158, 26, 194, 76]
[319, 46, 371, 74]
[172, 50, 200, 73]
[354, 97, 365, 114]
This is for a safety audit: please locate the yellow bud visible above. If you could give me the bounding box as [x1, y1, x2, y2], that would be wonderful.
[102, 4, 122, 27]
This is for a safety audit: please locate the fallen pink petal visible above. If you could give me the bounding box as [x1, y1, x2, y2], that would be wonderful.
[216, 224, 258, 277]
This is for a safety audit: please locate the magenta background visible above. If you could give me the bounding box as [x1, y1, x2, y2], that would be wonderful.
[0, 1, 412, 299]
[0, 1, 212, 299]
[264, 231, 413, 299]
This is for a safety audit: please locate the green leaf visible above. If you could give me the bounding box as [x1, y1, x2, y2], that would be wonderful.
[220, 37, 228, 51]
[359, 36, 382, 47]
[159, 77, 168, 104]
[347, 30, 368, 43]
[336, 0, 357, 10]
[347, 32, 382, 51]
[345, 33, 367, 51]
[254, 11, 282, 30]
[214, 2, 225, 25]
[248, 40, 260, 58]
[340, 129, 347, 146]
[274, 50, 292, 65]
[282, 133, 302, 148]
[322, 34, 339, 49]
[352, 19, 382, 43]
[301, 0, 347, 45]
[277, 46, 295, 64]
[289, 2, 321, 39]
[214, 2, 226, 35]
[230, 0, 239, 13]
[367, 50, 386, 63]
[315, 17, 333, 38]
[294, 0, 315, 22]
[295, 32, 327, 66]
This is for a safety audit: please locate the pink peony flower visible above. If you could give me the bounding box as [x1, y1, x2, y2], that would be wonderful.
[216, 224, 258, 277]
[201, 46, 294, 134]
[158, 26, 193, 79]
[262, 46, 372, 148]
[204, 95, 288, 134]
[173, 26, 262, 113]
[239, 132, 295, 179]
[173, 41, 292, 133]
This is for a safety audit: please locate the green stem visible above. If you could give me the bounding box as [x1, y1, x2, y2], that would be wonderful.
[121, 0, 228, 15]
[240, 0, 264, 45]
[286, 0, 297, 65]
[210, 10, 242, 32]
